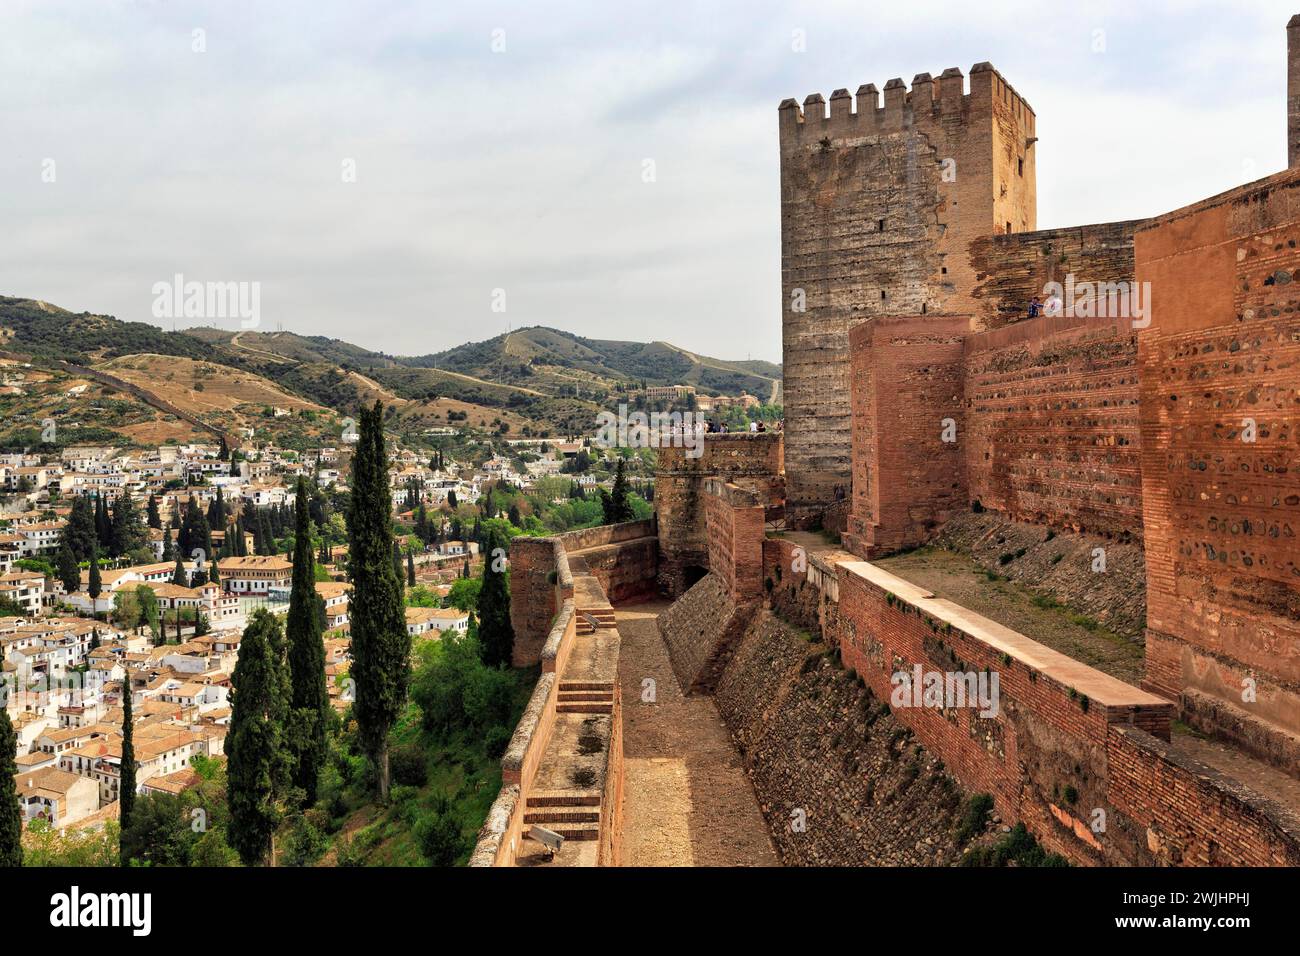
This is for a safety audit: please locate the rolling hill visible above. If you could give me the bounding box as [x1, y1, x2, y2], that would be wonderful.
[0, 297, 781, 449]
[408, 327, 782, 402]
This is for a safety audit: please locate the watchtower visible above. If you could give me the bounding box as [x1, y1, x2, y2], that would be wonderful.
[778, 64, 1036, 525]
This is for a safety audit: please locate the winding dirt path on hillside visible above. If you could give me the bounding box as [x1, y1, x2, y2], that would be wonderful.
[615, 601, 779, 866]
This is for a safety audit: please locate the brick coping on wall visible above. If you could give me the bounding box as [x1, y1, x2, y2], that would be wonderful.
[840, 561, 1167, 713]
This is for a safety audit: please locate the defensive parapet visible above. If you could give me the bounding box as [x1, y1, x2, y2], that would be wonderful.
[778, 63, 1034, 143]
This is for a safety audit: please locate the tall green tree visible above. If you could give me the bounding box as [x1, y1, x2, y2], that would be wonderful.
[64, 496, 97, 562]
[600, 459, 635, 524]
[406, 550, 416, 588]
[0, 710, 21, 867]
[146, 495, 162, 530]
[120, 684, 136, 839]
[286, 477, 328, 805]
[477, 528, 515, 668]
[171, 555, 188, 587]
[57, 542, 80, 594]
[88, 548, 102, 610]
[110, 492, 146, 557]
[95, 495, 112, 551]
[347, 402, 410, 802]
[226, 609, 287, 865]
[179, 497, 213, 563]
[136, 586, 161, 645]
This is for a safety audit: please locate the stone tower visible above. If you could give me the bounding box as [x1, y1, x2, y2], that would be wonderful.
[1289, 15, 1300, 166]
[778, 64, 1037, 526]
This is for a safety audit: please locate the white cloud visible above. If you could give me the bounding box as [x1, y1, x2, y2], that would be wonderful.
[1, 0, 1295, 363]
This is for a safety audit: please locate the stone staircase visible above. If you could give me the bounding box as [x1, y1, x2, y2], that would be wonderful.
[524, 790, 603, 842]
[557, 679, 615, 714]
[575, 606, 617, 635]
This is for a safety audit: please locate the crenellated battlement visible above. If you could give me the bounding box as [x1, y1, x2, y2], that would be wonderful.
[779, 62, 1034, 146]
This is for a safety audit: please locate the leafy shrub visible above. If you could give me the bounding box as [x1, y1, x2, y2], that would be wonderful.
[390, 743, 429, 787]
[955, 793, 995, 845]
[960, 823, 1070, 867]
[416, 798, 464, 866]
[485, 724, 512, 759]
[281, 814, 329, 867]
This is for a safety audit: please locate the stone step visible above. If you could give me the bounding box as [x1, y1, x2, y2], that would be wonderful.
[526, 791, 602, 808]
[557, 702, 614, 714]
[559, 681, 615, 692]
[576, 608, 617, 626]
[524, 810, 601, 824]
[529, 822, 600, 842]
[558, 692, 613, 702]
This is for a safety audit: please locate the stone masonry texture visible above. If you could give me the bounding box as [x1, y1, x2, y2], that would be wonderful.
[780, 66, 1036, 522]
[1137, 169, 1300, 765]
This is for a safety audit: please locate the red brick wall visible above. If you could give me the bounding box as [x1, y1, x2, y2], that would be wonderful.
[509, 537, 563, 668]
[824, 558, 1298, 865]
[1107, 725, 1300, 866]
[704, 480, 765, 602]
[963, 314, 1142, 538]
[1136, 169, 1300, 748]
[845, 311, 1143, 556]
[656, 433, 783, 595]
[844, 315, 969, 557]
[559, 518, 658, 604]
[834, 560, 1164, 864]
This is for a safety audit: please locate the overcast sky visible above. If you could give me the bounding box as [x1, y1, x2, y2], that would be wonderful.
[1, 0, 1295, 363]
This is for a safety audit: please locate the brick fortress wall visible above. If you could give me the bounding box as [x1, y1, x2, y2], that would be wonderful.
[844, 314, 968, 557]
[508, 519, 657, 669]
[968, 220, 1141, 328]
[843, 310, 1143, 555]
[963, 313, 1142, 538]
[654, 433, 783, 596]
[1137, 169, 1300, 770]
[672, 515, 1300, 864]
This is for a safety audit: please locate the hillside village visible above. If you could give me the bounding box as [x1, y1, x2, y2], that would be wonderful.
[0, 421, 657, 846]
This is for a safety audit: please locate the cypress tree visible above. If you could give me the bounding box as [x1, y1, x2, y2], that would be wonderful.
[477, 528, 515, 668]
[0, 710, 21, 867]
[226, 609, 286, 865]
[347, 402, 410, 802]
[209, 561, 220, 586]
[95, 495, 112, 551]
[147, 494, 162, 530]
[601, 459, 635, 524]
[286, 477, 328, 805]
[406, 550, 416, 588]
[391, 539, 403, 587]
[57, 542, 80, 594]
[110, 492, 145, 557]
[88, 548, 102, 611]
[65, 496, 97, 561]
[120, 684, 136, 834]
[172, 555, 187, 586]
